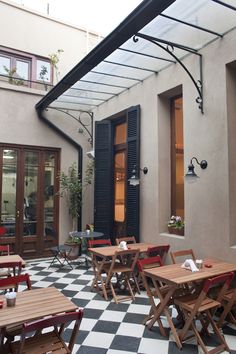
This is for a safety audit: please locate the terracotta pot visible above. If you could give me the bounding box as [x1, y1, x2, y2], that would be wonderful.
[64, 242, 81, 259]
[168, 226, 184, 236]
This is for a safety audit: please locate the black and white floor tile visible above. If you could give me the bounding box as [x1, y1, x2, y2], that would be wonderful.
[20, 258, 236, 354]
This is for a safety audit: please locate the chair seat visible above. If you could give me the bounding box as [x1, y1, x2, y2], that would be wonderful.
[175, 295, 221, 313]
[11, 331, 69, 354]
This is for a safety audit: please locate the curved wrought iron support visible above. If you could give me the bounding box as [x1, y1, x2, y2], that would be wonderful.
[134, 34, 203, 113]
[48, 107, 93, 146]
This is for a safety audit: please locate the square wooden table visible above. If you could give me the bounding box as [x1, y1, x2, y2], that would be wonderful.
[0, 287, 78, 347]
[88, 242, 157, 300]
[143, 258, 236, 349]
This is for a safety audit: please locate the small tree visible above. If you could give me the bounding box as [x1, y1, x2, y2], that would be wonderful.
[58, 161, 93, 231]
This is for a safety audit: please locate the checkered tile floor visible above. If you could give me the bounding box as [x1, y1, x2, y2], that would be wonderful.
[20, 258, 236, 354]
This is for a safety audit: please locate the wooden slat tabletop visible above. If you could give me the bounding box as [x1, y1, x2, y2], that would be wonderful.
[88, 242, 156, 257]
[0, 287, 77, 328]
[144, 258, 236, 286]
[0, 254, 26, 267]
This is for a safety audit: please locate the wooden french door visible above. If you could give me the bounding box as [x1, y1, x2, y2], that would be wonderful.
[0, 144, 60, 258]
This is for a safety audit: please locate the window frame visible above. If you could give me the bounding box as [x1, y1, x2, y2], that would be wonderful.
[0, 46, 53, 87]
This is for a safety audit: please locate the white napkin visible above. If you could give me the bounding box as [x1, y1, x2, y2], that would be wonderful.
[119, 241, 128, 250]
[181, 259, 199, 272]
[5, 291, 16, 299]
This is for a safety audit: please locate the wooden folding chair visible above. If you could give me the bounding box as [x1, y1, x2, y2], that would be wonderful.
[89, 238, 112, 299]
[10, 310, 83, 354]
[115, 236, 136, 245]
[174, 272, 234, 353]
[217, 286, 236, 328]
[103, 248, 140, 303]
[146, 244, 170, 264]
[170, 248, 196, 264]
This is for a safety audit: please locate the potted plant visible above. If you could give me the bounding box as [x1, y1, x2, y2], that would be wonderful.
[168, 215, 184, 236]
[58, 161, 93, 259]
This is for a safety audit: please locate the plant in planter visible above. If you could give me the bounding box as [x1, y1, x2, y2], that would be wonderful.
[168, 215, 184, 236]
[58, 161, 93, 258]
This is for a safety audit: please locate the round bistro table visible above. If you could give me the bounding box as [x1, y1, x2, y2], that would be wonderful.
[70, 231, 104, 267]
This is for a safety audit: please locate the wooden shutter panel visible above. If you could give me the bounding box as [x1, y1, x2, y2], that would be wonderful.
[94, 120, 113, 237]
[126, 105, 140, 241]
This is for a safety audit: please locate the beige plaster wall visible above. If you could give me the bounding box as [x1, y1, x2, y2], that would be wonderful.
[0, 0, 101, 80]
[0, 83, 93, 243]
[93, 28, 236, 263]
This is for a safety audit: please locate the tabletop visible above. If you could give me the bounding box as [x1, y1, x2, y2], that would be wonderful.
[0, 287, 77, 328]
[88, 242, 157, 257]
[143, 258, 236, 286]
[71, 231, 104, 239]
[0, 254, 26, 267]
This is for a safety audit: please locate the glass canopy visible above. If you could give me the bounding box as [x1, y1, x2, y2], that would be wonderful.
[37, 0, 236, 113]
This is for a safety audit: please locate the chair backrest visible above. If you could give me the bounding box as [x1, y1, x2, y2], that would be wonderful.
[191, 272, 234, 316]
[0, 226, 7, 237]
[0, 261, 22, 276]
[0, 273, 31, 291]
[113, 248, 140, 271]
[146, 245, 170, 264]
[0, 244, 10, 255]
[170, 249, 196, 264]
[18, 310, 83, 354]
[88, 239, 111, 248]
[137, 255, 163, 272]
[115, 236, 136, 245]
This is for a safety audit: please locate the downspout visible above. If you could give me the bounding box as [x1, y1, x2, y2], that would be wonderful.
[36, 108, 83, 231]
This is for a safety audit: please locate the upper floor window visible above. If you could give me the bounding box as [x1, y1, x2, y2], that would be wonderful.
[171, 96, 184, 220]
[0, 46, 52, 90]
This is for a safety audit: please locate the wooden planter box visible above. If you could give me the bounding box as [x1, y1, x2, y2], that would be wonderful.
[168, 226, 184, 236]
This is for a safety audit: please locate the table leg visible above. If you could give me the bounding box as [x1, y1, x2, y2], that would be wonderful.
[147, 281, 182, 349]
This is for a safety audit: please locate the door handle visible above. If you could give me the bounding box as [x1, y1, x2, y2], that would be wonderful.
[16, 210, 20, 218]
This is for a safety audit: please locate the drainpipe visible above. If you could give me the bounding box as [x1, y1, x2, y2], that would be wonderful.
[36, 108, 83, 231]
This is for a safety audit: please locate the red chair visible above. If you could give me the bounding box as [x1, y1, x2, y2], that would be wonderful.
[0, 272, 31, 291]
[175, 272, 234, 353]
[0, 261, 22, 279]
[0, 226, 7, 237]
[0, 245, 10, 256]
[146, 245, 170, 264]
[88, 239, 111, 247]
[10, 310, 83, 354]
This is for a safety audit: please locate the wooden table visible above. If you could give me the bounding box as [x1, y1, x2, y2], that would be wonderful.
[88, 242, 156, 258]
[143, 258, 236, 349]
[0, 254, 26, 268]
[88, 242, 156, 300]
[0, 287, 78, 346]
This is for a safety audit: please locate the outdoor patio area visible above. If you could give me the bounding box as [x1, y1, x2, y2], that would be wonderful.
[20, 258, 236, 354]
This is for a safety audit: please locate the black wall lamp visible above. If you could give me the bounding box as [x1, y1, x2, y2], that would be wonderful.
[128, 165, 148, 186]
[185, 157, 208, 181]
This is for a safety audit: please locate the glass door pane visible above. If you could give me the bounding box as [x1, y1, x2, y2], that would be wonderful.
[44, 152, 55, 237]
[24, 151, 38, 237]
[1, 149, 17, 238]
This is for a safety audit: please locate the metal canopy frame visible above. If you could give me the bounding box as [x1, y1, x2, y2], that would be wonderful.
[36, 0, 236, 120]
[135, 32, 203, 112]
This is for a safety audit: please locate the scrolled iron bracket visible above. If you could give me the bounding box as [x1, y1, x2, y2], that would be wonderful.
[48, 107, 94, 146]
[133, 34, 203, 114]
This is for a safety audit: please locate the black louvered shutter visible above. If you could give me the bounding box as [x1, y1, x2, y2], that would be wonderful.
[94, 120, 113, 237]
[126, 105, 140, 241]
